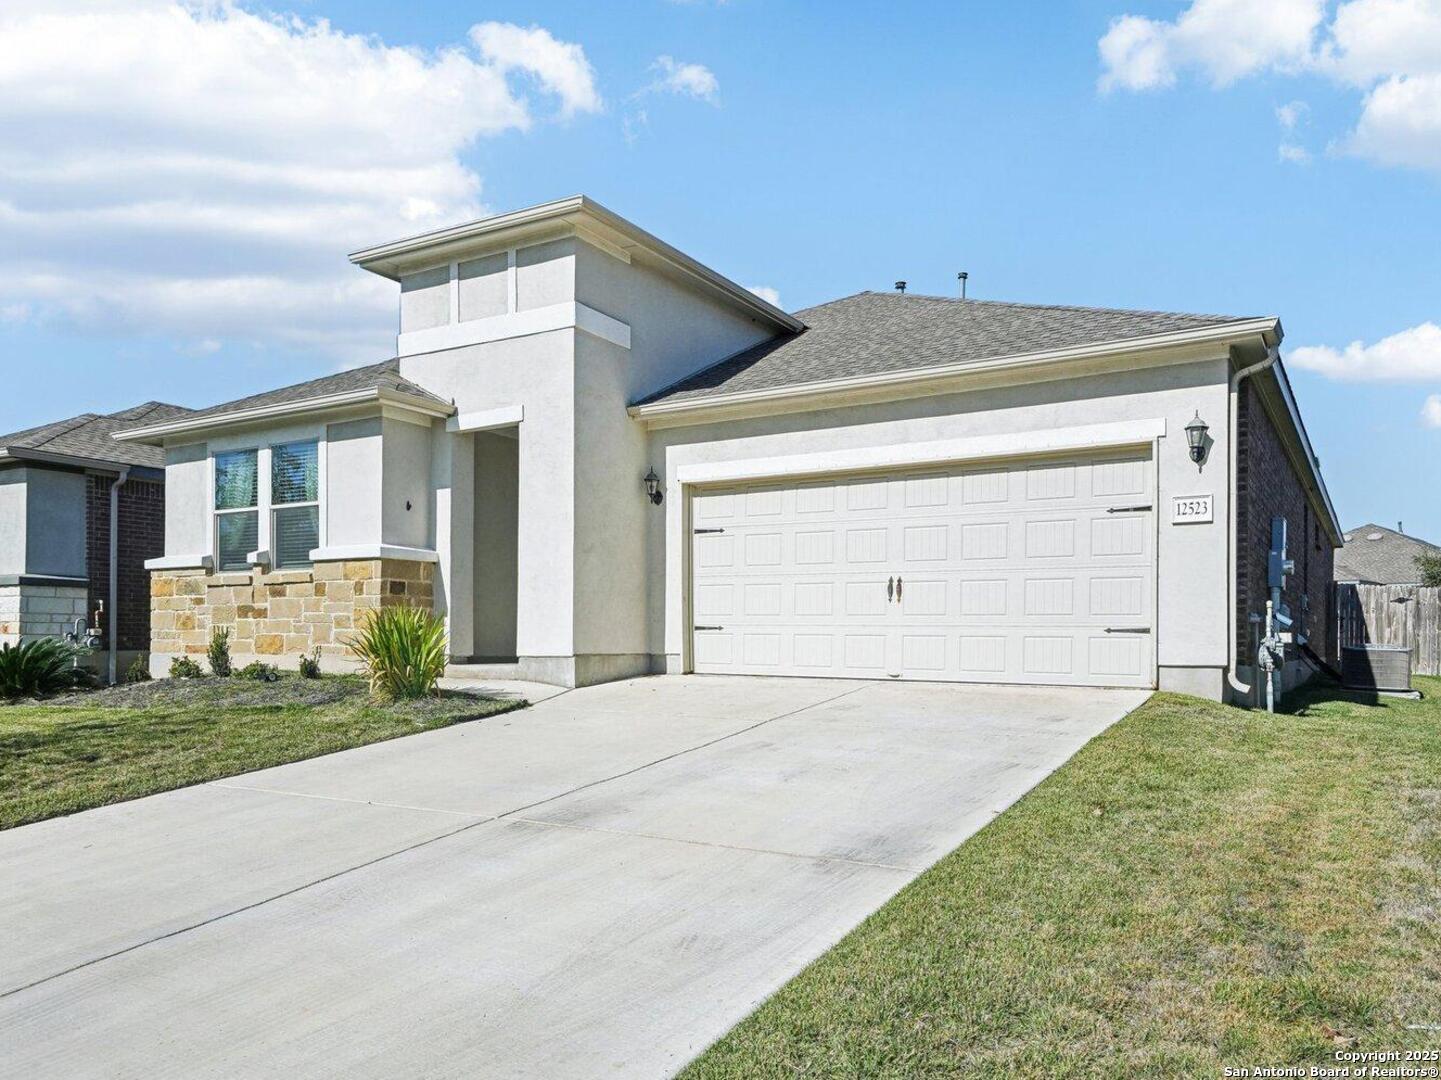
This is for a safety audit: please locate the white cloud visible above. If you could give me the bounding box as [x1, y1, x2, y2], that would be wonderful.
[1277, 100, 1310, 129]
[1099, 0, 1324, 92]
[1290, 322, 1441, 380]
[1278, 142, 1312, 162]
[1100, 0, 1441, 177]
[746, 285, 782, 308]
[1422, 393, 1441, 427]
[0, 2, 602, 359]
[648, 56, 720, 103]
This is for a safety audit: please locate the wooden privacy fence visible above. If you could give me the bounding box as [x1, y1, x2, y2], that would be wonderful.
[1336, 583, 1441, 676]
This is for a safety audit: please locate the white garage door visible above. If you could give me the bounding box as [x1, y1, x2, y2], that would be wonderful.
[689, 451, 1155, 688]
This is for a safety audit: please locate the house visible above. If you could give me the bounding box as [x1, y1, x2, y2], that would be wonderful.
[0, 402, 189, 681]
[116, 196, 1340, 702]
[1335, 523, 1441, 585]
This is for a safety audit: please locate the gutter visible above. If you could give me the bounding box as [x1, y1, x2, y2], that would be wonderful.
[1226, 347, 1279, 701]
[108, 467, 130, 686]
[114, 386, 455, 444]
[630, 317, 1282, 424]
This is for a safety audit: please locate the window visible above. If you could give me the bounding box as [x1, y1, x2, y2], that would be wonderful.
[214, 449, 258, 571]
[212, 440, 320, 572]
[271, 441, 319, 569]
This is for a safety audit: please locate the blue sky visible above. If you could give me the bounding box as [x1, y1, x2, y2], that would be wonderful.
[2, 1, 1438, 535]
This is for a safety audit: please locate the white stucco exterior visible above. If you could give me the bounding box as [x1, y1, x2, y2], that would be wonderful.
[130, 197, 1338, 698]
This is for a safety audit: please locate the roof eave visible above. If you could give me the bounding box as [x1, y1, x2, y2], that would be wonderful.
[113, 387, 455, 444]
[0, 446, 161, 476]
[630, 316, 1281, 423]
[348, 195, 805, 335]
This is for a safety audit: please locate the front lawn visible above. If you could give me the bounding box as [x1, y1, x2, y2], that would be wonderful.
[685, 679, 1441, 1078]
[0, 675, 524, 830]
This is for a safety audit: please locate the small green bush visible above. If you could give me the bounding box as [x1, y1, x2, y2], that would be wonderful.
[1417, 552, 1441, 588]
[0, 638, 86, 698]
[169, 656, 204, 679]
[298, 649, 322, 679]
[207, 627, 232, 677]
[238, 661, 280, 682]
[124, 656, 152, 683]
[347, 606, 448, 700]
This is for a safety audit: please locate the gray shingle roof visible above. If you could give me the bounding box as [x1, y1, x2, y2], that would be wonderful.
[123, 359, 450, 431]
[638, 291, 1261, 406]
[1335, 524, 1441, 584]
[0, 402, 192, 470]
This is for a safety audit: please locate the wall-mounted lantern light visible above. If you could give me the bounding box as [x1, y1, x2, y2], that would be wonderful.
[1185, 411, 1210, 467]
[644, 467, 664, 505]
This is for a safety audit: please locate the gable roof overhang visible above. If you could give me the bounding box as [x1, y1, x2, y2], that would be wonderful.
[113, 386, 454, 445]
[349, 195, 805, 336]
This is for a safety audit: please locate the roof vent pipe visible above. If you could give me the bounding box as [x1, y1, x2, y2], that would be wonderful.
[958, 272, 968, 299]
[894, 280, 907, 293]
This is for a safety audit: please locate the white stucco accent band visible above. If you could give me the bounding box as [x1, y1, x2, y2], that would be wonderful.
[447, 404, 525, 433]
[308, 544, 439, 563]
[397, 301, 630, 357]
[673, 418, 1169, 486]
[145, 554, 214, 571]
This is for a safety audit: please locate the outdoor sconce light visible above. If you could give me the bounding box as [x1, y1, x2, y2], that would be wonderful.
[1185, 411, 1210, 467]
[643, 467, 664, 505]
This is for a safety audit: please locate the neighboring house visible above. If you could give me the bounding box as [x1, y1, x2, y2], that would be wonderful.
[0, 402, 190, 680]
[117, 196, 1340, 702]
[1335, 523, 1441, 585]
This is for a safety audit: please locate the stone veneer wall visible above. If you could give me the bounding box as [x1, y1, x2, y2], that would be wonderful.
[0, 583, 91, 646]
[149, 559, 434, 668]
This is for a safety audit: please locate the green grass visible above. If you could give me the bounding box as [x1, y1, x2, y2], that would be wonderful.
[684, 678, 1441, 1079]
[0, 675, 525, 830]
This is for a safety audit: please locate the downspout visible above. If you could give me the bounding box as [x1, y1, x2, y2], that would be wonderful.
[1226, 347, 1278, 700]
[108, 467, 130, 685]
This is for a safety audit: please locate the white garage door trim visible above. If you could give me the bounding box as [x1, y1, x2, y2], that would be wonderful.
[674, 417, 1166, 487]
[684, 445, 1158, 689]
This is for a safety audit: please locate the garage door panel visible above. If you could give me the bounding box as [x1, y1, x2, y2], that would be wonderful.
[690, 452, 1154, 687]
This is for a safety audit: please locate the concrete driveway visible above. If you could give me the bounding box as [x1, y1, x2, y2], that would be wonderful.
[0, 676, 1147, 1079]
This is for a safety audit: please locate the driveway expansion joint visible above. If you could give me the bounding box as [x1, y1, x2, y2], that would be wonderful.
[3, 681, 873, 1000]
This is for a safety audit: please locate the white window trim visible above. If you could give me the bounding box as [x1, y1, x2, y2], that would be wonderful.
[210, 438, 326, 572]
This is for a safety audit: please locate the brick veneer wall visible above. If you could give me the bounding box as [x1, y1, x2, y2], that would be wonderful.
[86, 475, 166, 651]
[150, 559, 434, 667]
[1235, 380, 1337, 666]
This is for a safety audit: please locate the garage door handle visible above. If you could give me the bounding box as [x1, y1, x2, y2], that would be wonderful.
[1104, 627, 1151, 634]
[694, 625, 724, 632]
[896, 576, 903, 601]
[887, 576, 894, 602]
[1105, 505, 1152, 514]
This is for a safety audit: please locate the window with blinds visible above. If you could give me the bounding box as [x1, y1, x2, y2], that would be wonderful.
[271, 440, 319, 569]
[214, 449, 258, 571]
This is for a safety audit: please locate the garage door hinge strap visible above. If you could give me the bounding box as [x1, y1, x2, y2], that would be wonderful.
[693, 625, 724, 631]
[1104, 627, 1151, 634]
[693, 527, 726, 534]
[1105, 504, 1153, 514]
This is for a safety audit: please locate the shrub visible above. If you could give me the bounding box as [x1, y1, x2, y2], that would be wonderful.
[238, 661, 280, 682]
[169, 656, 204, 679]
[0, 638, 86, 698]
[298, 649, 322, 680]
[207, 627, 232, 677]
[1418, 552, 1441, 588]
[124, 656, 152, 683]
[347, 606, 448, 700]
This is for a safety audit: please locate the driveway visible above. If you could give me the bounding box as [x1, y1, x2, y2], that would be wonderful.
[0, 676, 1147, 1079]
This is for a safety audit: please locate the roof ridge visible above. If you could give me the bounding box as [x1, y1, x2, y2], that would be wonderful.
[850, 289, 1258, 324]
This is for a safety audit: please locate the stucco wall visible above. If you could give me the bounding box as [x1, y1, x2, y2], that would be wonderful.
[400, 328, 576, 658]
[646, 356, 1236, 695]
[18, 468, 87, 579]
[163, 443, 209, 556]
[381, 416, 433, 549]
[0, 469, 27, 574]
[325, 417, 383, 547]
